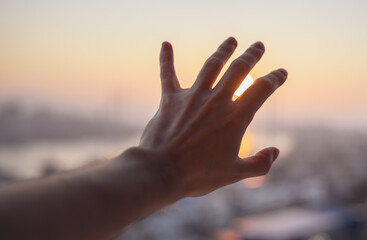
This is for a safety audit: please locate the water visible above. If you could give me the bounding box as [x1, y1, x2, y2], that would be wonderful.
[0, 135, 141, 179]
[0, 130, 292, 179]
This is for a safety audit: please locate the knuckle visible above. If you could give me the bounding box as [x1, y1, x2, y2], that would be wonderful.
[269, 71, 284, 83]
[205, 57, 224, 68]
[160, 71, 170, 79]
[273, 71, 286, 85]
[258, 77, 275, 93]
[243, 54, 256, 64]
[160, 65, 174, 76]
[182, 89, 201, 109]
[160, 94, 176, 109]
[231, 58, 251, 71]
[272, 70, 284, 79]
[228, 113, 244, 129]
[160, 61, 171, 68]
[218, 44, 234, 55]
[249, 46, 264, 57]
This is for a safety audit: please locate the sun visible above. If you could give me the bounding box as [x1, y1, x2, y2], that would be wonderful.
[233, 74, 254, 99]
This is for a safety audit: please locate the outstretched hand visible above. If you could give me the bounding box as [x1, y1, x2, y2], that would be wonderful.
[0, 37, 287, 240]
[138, 37, 288, 197]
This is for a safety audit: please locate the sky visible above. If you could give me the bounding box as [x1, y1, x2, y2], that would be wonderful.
[0, 0, 366, 129]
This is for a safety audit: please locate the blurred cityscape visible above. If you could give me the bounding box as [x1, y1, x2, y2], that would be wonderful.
[0, 101, 366, 240]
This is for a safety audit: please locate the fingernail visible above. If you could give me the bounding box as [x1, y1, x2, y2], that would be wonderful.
[278, 68, 288, 76]
[227, 37, 237, 46]
[252, 41, 265, 51]
[162, 41, 171, 50]
[272, 148, 280, 162]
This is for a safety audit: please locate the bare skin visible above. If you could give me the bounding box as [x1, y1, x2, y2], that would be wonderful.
[0, 37, 287, 240]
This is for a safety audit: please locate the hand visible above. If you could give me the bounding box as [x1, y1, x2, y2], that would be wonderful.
[138, 37, 287, 197]
[0, 37, 288, 240]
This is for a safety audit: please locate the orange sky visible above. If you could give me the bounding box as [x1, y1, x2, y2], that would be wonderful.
[1, 1, 366, 129]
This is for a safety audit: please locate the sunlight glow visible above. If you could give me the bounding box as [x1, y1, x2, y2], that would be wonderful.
[234, 74, 254, 98]
[238, 131, 254, 158]
[238, 130, 266, 189]
[243, 176, 266, 189]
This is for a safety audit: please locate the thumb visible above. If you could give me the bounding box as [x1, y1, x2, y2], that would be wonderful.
[236, 147, 279, 178]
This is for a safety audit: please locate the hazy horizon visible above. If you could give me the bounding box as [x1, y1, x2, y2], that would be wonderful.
[1, 0, 366, 129]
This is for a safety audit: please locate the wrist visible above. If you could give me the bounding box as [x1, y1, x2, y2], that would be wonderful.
[111, 147, 185, 204]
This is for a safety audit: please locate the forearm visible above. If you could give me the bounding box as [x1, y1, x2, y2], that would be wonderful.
[0, 147, 180, 240]
[0, 37, 287, 240]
